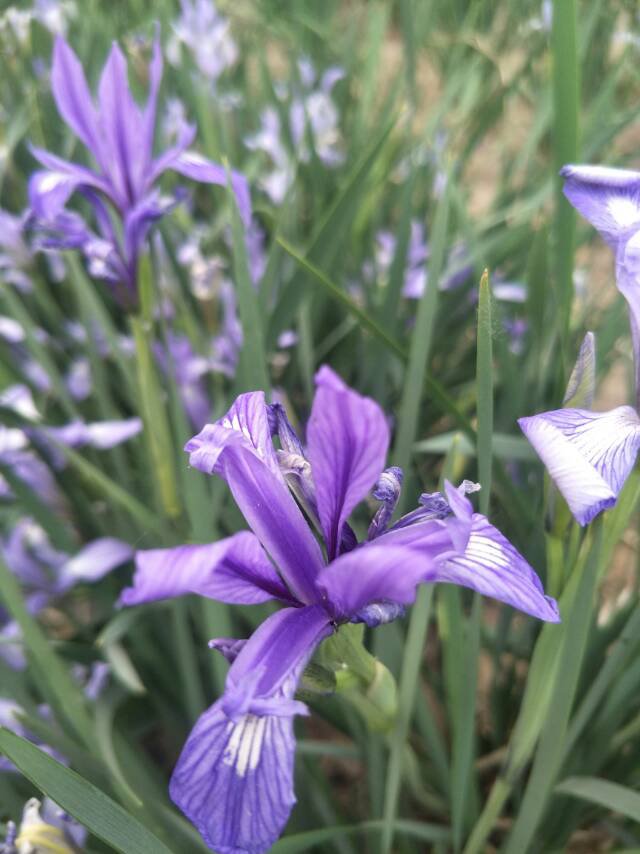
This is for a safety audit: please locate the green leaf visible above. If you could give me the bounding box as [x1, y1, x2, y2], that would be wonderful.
[392, 175, 450, 490]
[381, 586, 434, 853]
[555, 776, 640, 823]
[0, 555, 93, 746]
[0, 729, 176, 854]
[551, 0, 580, 375]
[476, 269, 493, 515]
[226, 165, 270, 393]
[273, 818, 450, 852]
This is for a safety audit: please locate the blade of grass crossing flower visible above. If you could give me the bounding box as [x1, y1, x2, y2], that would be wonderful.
[554, 776, 640, 824]
[392, 179, 450, 493]
[562, 607, 640, 760]
[1, 286, 78, 420]
[273, 818, 450, 852]
[130, 261, 181, 520]
[504, 519, 604, 854]
[58, 444, 167, 539]
[66, 255, 138, 404]
[277, 238, 407, 361]
[476, 269, 493, 514]
[0, 729, 176, 854]
[0, 463, 77, 552]
[551, 0, 580, 373]
[380, 587, 434, 854]
[225, 164, 270, 394]
[269, 111, 397, 344]
[0, 555, 93, 746]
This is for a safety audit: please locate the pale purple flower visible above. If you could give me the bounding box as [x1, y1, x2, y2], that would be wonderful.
[167, 0, 238, 83]
[65, 357, 92, 400]
[245, 107, 294, 205]
[518, 164, 640, 525]
[0, 209, 40, 293]
[33, 0, 76, 36]
[520, 331, 640, 526]
[121, 366, 559, 853]
[28, 31, 250, 308]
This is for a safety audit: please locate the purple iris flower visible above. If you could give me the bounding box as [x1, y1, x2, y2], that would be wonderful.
[519, 164, 640, 525]
[121, 366, 559, 854]
[28, 31, 250, 309]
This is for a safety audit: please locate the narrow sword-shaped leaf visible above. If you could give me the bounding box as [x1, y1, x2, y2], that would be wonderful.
[0, 729, 176, 854]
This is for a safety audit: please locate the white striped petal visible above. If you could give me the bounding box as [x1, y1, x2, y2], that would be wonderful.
[426, 515, 560, 621]
[519, 405, 640, 525]
[561, 164, 640, 245]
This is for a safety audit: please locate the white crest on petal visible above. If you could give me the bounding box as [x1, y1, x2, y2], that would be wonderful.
[607, 195, 640, 228]
[222, 713, 267, 778]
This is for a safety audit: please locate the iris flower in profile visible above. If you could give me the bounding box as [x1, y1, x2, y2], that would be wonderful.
[122, 366, 558, 854]
[519, 164, 640, 525]
[28, 30, 250, 309]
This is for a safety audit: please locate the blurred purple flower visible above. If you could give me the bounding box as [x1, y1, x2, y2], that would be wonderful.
[28, 31, 250, 308]
[122, 367, 559, 853]
[518, 165, 640, 526]
[167, 0, 238, 83]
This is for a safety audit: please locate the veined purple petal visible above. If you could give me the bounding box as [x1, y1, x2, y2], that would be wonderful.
[318, 533, 455, 621]
[169, 151, 252, 226]
[57, 538, 132, 590]
[170, 606, 331, 854]
[187, 392, 282, 479]
[222, 444, 325, 604]
[51, 36, 102, 160]
[171, 699, 299, 854]
[187, 398, 327, 600]
[519, 405, 640, 525]
[560, 164, 640, 246]
[120, 532, 295, 607]
[307, 366, 389, 559]
[427, 514, 560, 621]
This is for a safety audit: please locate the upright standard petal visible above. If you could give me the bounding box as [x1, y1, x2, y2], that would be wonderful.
[307, 366, 389, 559]
[186, 392, 282, 481]
[561, 164, 640, 246]
[185, 393, 326, 604]
[97, 42, 145, 204]
[428, 514, 560, 622]
[519, 405, 640, 525]
[120, 531, 294, 607]
[170, 606, 331, 854]
[222, 445, 325, 605]
[51, 36, 102, 159]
